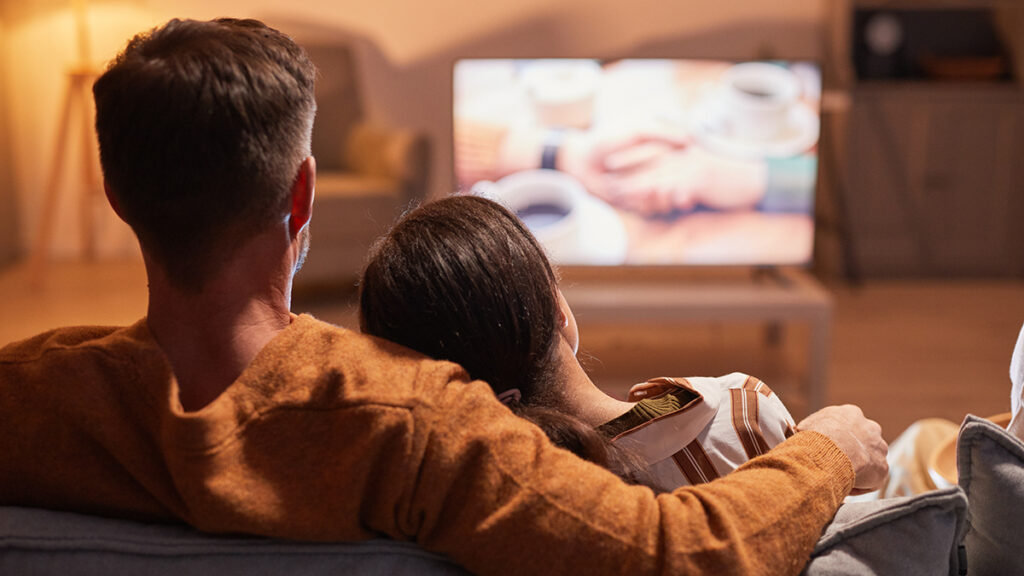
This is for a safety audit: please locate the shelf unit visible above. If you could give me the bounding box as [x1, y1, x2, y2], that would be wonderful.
[827, 1, 1024, 277]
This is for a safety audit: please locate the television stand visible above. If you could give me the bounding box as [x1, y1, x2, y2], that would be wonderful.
[559, 267, 833, 414]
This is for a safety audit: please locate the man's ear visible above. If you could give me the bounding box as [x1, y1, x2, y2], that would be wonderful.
[103, 181, 127, 223]
[289, 156, 316, 237]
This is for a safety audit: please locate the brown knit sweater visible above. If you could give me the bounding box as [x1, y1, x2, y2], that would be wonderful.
[0, 314, 853, 575]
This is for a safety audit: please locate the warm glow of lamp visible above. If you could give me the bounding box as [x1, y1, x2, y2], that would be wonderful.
[28, 0, 102, 285]
[72, 0, 93, 70]
[4, 0, 154, 285]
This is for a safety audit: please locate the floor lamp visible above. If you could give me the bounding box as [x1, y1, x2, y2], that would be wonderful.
[28, 0, 102, 288]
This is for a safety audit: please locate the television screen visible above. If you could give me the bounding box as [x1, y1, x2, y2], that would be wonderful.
[453, 58, 822, 266]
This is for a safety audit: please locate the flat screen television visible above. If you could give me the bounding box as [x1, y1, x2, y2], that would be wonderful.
[452, 58, 822, 267]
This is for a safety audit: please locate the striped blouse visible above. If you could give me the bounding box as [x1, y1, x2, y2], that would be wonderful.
[599, 373, 796, 491]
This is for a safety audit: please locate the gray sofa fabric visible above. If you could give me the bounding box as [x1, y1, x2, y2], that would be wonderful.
[958, 413, 1024, 576]
[803, 487, 967, 576]
[0, 506, 470, 575]
[2, 487, 973, 575]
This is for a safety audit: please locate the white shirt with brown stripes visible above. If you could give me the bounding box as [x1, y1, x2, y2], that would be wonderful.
[608, 372, 797, 491]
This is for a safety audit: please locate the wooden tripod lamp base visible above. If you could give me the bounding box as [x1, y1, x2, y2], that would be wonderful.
[28, 68, 102, 288]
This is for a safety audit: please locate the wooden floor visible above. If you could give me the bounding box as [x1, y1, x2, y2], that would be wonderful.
[2, 257, 1023, 441]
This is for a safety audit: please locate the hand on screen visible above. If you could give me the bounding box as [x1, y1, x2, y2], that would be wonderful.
[560, 128, 688, 206]
[598, 147, 769, 217]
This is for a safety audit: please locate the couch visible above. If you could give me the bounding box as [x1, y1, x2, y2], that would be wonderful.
[0, 486, 968, 575]
[292, 41, 430, 293]
[957, 414, 1024, 575]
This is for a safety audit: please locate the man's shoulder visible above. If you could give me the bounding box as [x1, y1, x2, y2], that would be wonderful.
[0, 321, 148, 364]
[283, 314, 456, 370]
[265, 314, 481, 405]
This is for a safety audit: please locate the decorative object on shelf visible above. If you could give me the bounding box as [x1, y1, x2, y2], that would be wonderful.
[853, 7, 1012, 83]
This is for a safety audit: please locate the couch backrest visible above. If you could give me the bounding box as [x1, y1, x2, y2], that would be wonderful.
[957, 414, 1024, 576]
[0, 506, 471, 576]
[1, 489, 970, 576]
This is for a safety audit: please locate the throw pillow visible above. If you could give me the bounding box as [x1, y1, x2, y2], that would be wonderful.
[957, 413, 1024, 576]
[802, 487, 967, 576]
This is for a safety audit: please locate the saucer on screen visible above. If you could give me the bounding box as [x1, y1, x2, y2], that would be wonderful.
[551, 194, 628, 266]
[690, 99, 820, 160]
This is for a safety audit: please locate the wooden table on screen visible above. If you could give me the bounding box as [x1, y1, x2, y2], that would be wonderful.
[559, 267, 833, 414]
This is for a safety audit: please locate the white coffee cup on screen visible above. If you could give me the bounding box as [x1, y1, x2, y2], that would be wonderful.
[471, 169, 586, 263]
[520, 60, 601, 130]
[720, 62, 801, 142]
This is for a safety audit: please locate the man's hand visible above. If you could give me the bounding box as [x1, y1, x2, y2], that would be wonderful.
[797, 405, 888, 494]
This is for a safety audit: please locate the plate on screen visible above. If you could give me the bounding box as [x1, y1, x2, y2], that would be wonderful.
[690, 99, 819, 160]
[556, 193, 628, 266]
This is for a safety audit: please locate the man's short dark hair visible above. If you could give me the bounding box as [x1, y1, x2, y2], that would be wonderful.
[93, 18, 317, 291]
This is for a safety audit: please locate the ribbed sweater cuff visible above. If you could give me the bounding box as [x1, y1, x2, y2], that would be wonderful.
[790, 430, 856, 500]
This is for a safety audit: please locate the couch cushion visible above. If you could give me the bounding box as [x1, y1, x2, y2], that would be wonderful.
[2, 490, 972, 576]
[957, 413, 1024, 576]
[0, 506, 470, 576]
[802, 487, 967, 576]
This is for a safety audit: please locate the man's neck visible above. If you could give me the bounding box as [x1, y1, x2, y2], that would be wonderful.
[144, 232, 297, 412]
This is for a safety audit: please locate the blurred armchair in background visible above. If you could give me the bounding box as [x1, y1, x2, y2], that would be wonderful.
[295, 42, 430, 292]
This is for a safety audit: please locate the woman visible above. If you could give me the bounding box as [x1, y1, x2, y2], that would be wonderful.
[359, 195, 794, 491]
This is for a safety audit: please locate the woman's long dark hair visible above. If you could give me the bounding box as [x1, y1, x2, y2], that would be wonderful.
[359, 195, 646, 484]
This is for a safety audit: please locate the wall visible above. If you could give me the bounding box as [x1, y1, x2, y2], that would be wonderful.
[4, 4, 155, 262]
[0, 19, 19, 268]
[146, 0, 825, 66]
[151, 0, 828, 200]
[3, 0, 827, 259]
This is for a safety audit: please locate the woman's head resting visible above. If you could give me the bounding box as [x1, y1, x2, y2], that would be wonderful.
[359, 195, 565, 402]
[359, 195, 653, 486]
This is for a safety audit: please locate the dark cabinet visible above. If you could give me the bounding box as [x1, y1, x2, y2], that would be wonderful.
[846, 84, 1024, 276]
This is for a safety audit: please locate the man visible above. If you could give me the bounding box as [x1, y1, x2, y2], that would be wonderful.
[0, 18, 887, 576]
